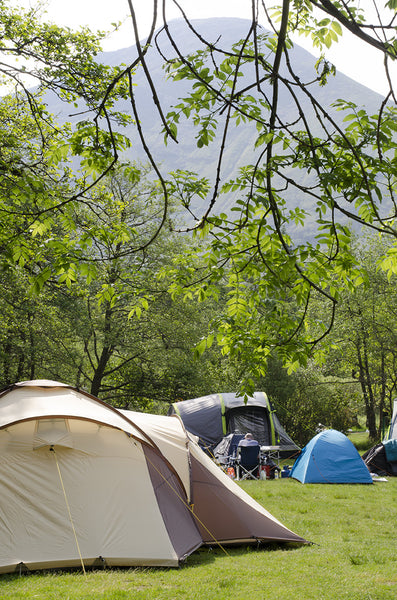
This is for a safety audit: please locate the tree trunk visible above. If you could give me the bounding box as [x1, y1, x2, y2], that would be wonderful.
[357, 343, 377, 440]
[90, 345, 113, 397]
[90, 302, 114, 398]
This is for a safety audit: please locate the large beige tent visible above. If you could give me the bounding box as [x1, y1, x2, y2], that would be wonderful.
[0, 380, 306, 574]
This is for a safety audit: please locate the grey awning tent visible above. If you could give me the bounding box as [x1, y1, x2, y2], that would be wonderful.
[168, 391, 300, 457]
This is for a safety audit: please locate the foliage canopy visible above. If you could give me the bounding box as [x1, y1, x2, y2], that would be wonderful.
[1, 0, 397, 403]
[119, 0, 397, 391]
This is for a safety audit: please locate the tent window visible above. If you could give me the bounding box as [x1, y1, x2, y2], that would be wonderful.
[36, 418, 69, 434]
[33, 418, 73, 449]
[226, 407, 271, 445]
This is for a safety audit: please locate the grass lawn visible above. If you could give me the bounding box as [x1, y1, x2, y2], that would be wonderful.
[348, 430, 375, 453]
[1, 478, 396, 600]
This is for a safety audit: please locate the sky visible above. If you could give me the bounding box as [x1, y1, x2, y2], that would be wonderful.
[14, 0, 397, 95]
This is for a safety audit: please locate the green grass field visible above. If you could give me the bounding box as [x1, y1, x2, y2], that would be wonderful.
[1, 478, 396, 600]
[349, 430, 375, 453]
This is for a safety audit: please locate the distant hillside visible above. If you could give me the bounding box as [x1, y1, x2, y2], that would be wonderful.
[53, 18, 385, 239]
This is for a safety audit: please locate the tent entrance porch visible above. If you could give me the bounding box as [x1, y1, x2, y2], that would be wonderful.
[226, 406, 273, 446]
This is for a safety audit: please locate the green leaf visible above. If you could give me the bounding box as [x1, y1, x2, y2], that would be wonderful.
[195, 338, 207, 356]
[331, 21, 343, 36]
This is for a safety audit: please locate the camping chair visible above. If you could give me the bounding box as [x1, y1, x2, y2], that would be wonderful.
[236, 444, 260, 480]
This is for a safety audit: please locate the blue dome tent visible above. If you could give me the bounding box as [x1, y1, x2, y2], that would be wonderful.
[290, 429, 373, 484]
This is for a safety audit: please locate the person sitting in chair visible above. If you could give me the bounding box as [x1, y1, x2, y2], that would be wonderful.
[237, 433, 260, 479]
[238, 432, 259, 448]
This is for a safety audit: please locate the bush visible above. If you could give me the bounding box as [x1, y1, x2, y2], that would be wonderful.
[268, 363, 362, 447]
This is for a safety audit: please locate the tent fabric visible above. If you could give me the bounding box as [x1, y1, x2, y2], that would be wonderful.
[0, 381, 153, 445]
[213, 433, 245, 465]
[0, 380, 306, 574]
[383, 439, 397, 462]
[188, 440, 303, 544]
[170, 393, 224, 447]
[168, 391, 299, 456]
[362, 442, 397, 476]
[290, 429, 373, 484]
[385, 400, 397, 440]
[362, 402, 397, 477]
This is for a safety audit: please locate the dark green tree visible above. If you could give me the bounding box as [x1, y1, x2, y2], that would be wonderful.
[282, 363, 361, 446]
[0, 162, 239, 407]
[316, 234, 397, 440]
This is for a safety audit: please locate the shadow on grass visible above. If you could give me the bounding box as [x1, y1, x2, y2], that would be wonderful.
[183, 539, 306, 569]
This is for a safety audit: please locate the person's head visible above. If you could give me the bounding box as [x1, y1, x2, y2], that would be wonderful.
[244, 433, 254, 440]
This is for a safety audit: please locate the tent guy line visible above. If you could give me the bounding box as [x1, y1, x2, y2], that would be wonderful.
[130, 431, 232, 557]
[51, 446, 87, 575]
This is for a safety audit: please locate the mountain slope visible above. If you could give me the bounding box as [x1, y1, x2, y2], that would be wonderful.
[105, 18, 382, 172]
[53, 18, 384, 238]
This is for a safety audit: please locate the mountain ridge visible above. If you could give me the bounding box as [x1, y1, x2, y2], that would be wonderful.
[54, 18, 385, 239]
